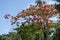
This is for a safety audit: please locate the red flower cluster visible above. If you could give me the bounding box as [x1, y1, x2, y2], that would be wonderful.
[4, 14, 11, 19]
[4, 1, 59, 28]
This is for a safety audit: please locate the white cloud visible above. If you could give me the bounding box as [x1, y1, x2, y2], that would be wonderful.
[42, 0, 56, 4]
[48, 1, 56, 4]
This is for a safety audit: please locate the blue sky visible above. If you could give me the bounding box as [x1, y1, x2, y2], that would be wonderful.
[0, 0, 56, 35]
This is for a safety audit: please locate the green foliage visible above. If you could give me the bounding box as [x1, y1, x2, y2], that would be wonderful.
[53, 0, 60, 11]
[0, 23, 58, 40]
[54, 0, 60, 2]
[36, 0, 41, 5]
[15, 23, 44, 40]
[55, 4, 60, 11]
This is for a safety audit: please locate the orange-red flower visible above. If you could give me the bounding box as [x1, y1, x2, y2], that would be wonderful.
[46, 22, 51, 28]
[44, 18, 48, 21]
[11, 16, 18, 21]
[4, 14, 11, 19]
[53, 9, 58, 13]
[37, 21, 43, 26]
[48, 14, 52, 18]
[17, 13, 22, 18]
[44, 11, 48, 14]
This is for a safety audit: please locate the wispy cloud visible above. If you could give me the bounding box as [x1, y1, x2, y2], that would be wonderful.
[48, 1, 56, 4]
[42, 0, 56, 4]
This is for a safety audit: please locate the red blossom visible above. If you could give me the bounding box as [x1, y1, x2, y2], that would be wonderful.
[4, 14, 11, 19]
[48, 14, 52, 18]
[53, 9, 58, 13]
[46, 22, 51, 28]
[11, 16, 18, 21]
[17, 13, 22, 18]
[44, 18, 48, 21]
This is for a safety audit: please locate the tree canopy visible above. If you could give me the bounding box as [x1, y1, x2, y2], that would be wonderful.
[4, 0, 60, 40]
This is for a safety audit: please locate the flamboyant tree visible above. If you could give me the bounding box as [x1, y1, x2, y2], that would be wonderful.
[4, 1, 59, 40]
